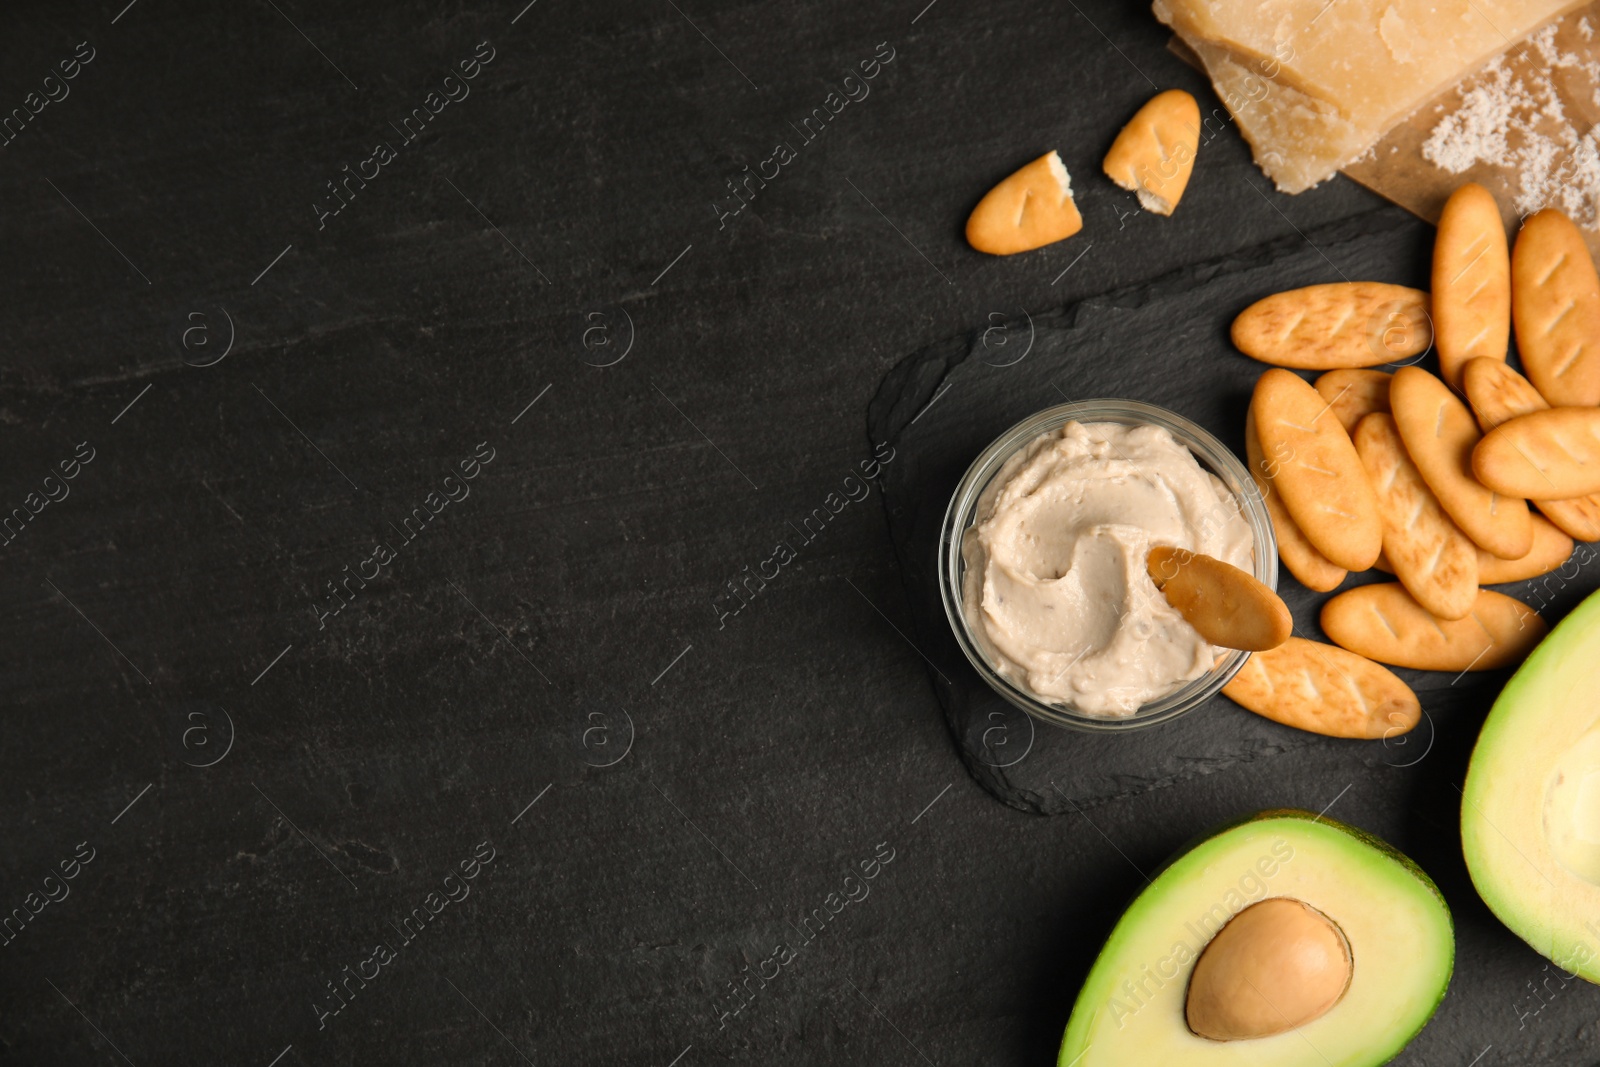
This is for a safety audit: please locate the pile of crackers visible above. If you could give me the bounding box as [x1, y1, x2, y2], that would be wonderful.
[1223, 185, 1600, 740]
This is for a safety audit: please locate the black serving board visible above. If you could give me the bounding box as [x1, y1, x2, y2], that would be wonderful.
[868, 214, 1600, 815]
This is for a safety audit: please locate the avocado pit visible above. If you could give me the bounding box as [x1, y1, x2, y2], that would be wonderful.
[1185, 897, 1353, 1041]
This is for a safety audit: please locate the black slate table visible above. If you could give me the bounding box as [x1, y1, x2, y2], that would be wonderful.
[1, 1, 1588, 1064]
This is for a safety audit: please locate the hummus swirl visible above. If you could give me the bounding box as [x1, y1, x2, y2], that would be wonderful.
[961, 421, 1253, 716]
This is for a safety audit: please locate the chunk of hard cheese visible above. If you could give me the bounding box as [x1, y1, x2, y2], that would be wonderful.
[1153, 0, 1587, 194]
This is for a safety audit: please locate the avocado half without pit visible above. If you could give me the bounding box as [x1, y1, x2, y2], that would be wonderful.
[1463, 586, 1600, 983]
[1058, 810, 1453, 1067]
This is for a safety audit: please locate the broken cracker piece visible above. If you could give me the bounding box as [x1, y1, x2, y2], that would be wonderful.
[966, 151, 1083, 255]
[1103, 89, 1200, 216]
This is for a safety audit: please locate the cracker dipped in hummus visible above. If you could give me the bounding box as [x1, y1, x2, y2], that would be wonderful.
[961, 421, 1253, 716]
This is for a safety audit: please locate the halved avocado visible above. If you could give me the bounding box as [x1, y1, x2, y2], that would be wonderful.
[1463, 586, 1600, 982]
[1058, 810, 1453, 1067]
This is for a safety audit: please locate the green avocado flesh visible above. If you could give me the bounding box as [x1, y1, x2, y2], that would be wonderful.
[1463, 587, 1600, 983]
[1058, 810, 1453, 1067]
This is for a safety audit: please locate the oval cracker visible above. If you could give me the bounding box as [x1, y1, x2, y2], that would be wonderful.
[1477, 514, 1574, 584]
[1250, 369, 1383, 571]
[1534, 494, 1600, 543]
[1473, 407, 1600, 500]
[1314, 368, 1392, 433]
[1462, 355, 1546, 433]
[1353, 412, 1477, 620]
[1245, 410, 1347, 592]
[1232, 283, 1431, 369]
[1147, 546, 1291, 651]
[1320, 583, 1546, 672]
[1221, 636, 1420, 740]
[1389, 366, 1532, 559]
[1434, 183, 1511, 388]
[1461, 358, 1600, 539]
[1512, 208, 1600, 406]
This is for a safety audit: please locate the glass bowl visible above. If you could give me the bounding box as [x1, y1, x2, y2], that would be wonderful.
[939, 399, 1278, 732]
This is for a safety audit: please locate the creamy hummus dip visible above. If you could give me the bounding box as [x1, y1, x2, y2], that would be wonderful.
[961, 420, 1253, 717]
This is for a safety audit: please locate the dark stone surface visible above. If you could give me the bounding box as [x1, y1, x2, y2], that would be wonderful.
[2, 0, 1597, 1064]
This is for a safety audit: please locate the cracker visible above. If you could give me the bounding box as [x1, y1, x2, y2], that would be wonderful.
[1249, 369, 1383, 571]
[1512, 208, 1600, 405]
[1472, 407, 1600, 500]
[1231, 283, 1431, 369]
[1461, 355, 1546, 433]
[1220, 636, 1420, 740]
[1532, 494, 1600, 543]
[1102, 89, 1200, 216]
[1147, 546, 1291, 651]
[1352, 412, 1478, 620]
[1314, 368, 1392, 433]
[1320, 583, 1546, 672]
[1433, 183, 1511, 388]
[1477, 514, 1574, 584]
[966, 151, 1083, 255]
[1244, 410, 1347, 592]
[1389, 366, 1532, 560]
[1461, 357, 1600, 540]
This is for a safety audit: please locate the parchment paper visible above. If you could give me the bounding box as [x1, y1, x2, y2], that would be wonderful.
[1344, 2, 1600, 252]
